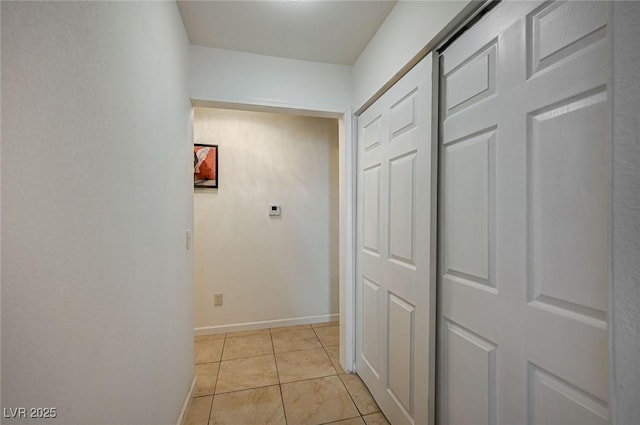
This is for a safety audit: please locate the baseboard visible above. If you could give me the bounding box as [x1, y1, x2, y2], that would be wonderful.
[194, 313, 339, 336]
[176, 376, 196, 425]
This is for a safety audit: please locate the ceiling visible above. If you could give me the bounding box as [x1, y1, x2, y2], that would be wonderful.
[177, 0, 397, 65]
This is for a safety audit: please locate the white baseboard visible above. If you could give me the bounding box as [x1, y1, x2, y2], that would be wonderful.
[194, 313, 339, 336]
[176, 376, 196, 425]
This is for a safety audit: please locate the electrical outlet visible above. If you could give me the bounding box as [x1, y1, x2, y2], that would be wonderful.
[214, 293, 223, 306]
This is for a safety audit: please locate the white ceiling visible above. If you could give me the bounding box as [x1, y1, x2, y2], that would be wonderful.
[177, 0, 397, 65]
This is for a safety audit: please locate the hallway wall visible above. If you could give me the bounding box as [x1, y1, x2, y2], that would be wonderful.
[1, 2, 194, 424]
[352, 0, 469, 110]
[193, 108, 339, 331]
[189, 46, 352, 114]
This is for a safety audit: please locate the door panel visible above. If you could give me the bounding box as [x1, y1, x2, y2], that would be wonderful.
[357, 56, 434, 425]
[439, 2, 609, 424]
[388, 293, 414, 413]
[362, 277, 381, 375]
[529, 90, 609, 317]
[363, 165, 382, 254]
[390, 91, 417, 137]
[443, 321, 497, 425]
[528, 364, 608, 425]
[530, 1, 607, 76]
[443, 130, 494, 286]
[388, 152, 417, 266]
[444, 42, 497, 116]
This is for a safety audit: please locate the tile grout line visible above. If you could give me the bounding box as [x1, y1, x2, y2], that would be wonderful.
[316, 327, 341, 377]
[205, 395, 214, 425]
[216, 352, 276, 362]
[312, 325, 375, 420]
[313, 325, 340, 351]
[269, 329, 289, 425]
[209, 372, 349, 396]
[314, 325, 344, 370]
[207, 332, 226, 424]
[318, 414, 364, 425]
[336, 369, 366, 418]
[213, 381, 281, 396]
[312, 325, 364, 423]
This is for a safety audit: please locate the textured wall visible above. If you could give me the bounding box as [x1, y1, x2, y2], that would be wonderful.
[1, 2, 194, 424]
[193, 108, 339, 331]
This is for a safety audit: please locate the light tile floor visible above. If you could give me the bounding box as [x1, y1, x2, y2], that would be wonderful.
[185, 322, 391, 425]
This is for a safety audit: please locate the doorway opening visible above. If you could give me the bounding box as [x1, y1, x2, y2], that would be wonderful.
[192, 106, 341, 333]
[186, 102, 362, 423]
[192, 100, 355, 372]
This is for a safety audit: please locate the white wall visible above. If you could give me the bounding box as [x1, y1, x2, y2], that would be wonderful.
[1, 2, 193, 424]
[352, 0, 469, 110]
[190, 46, 352, 114]
[193, 108, 339, 331]
[188, 2, 472, 114]
[610, 2, 640, 423]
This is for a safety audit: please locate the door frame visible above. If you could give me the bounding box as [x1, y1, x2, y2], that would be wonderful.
[190, 98, 358, 374]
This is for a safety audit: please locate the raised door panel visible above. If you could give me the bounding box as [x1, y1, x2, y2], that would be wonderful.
[363, 165, 382, 255]
[528, 90, 609, 319]
[387, 293, 415, 419]
[390, 90, 417, 139]
[529, 1, 608, 76]
[528, 364, 608, 425]
[444, 130, 495, 286]
[388, 152, 417, 268]
[362, 278, 381, 376]
[443, 322, 497, 425]
[363, 115, 383, 151]
[444, 42, 497, 116]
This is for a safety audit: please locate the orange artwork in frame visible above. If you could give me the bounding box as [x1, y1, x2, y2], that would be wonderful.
[194, 143, 218, 188]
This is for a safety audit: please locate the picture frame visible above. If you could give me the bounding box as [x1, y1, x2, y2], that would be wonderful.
[194, 143, 218, 188]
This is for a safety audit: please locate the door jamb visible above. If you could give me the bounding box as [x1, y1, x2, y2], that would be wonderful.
[339, 109, 357, 373]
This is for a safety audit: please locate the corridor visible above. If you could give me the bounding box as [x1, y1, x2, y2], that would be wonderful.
[185, 322, 390, 425]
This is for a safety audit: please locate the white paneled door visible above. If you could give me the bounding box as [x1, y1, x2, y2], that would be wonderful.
[356, 56, 435, 425]
[439, 2, 609, 425]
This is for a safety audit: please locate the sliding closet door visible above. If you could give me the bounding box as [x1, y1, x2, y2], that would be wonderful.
[439, 2, 609, 424]
[356, 56, 435, 425]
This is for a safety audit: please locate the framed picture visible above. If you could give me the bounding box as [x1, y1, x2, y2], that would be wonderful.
[194, 143, 218, 188]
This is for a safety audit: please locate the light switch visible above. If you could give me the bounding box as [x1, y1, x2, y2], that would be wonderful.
[186, 229, 192, 250]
